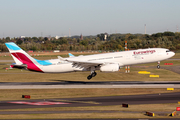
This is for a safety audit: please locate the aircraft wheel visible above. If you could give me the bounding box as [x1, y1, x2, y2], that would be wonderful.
[91, 72, 97, 77]
[157, 65, 160, 69]
[87, 75, 92, 80]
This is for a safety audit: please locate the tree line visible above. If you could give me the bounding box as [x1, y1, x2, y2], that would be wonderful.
[0, 31, 180, 52]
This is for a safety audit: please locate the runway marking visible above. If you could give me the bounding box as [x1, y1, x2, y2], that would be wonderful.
[8, 101, 70, 106]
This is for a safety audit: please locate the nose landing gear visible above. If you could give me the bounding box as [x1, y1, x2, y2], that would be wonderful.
[157, 61, 160, 69]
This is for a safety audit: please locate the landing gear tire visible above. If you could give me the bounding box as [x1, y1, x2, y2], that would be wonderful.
[157, 65, 160, 69]
[91, 72, 97, 77]
[87, 75, 92, 80]
[87, 71, 97, 80]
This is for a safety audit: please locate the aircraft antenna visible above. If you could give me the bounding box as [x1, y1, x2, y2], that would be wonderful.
[144, 24, 146, 34]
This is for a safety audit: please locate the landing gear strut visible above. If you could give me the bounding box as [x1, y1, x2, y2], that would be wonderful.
[157, 61, 160, 69]
[87, 71, 97, 80]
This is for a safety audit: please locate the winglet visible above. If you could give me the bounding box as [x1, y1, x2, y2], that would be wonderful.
[68, 53, 75, 57]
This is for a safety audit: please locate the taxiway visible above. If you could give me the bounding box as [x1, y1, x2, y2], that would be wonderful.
[0, 81, 180, 89]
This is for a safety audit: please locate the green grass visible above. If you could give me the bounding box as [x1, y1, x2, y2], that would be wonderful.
[1, 61, 180, 82]
[1, 65, 180, 82]
[0, 113, 158, 119]
[0, 112, 179, 119]
[0, 69, 179, 82]
[0, 88, 180, 101]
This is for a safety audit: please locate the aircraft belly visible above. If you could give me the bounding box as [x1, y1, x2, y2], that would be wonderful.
[41, 64, 74, 73]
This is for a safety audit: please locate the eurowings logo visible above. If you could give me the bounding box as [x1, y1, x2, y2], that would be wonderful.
[133, 50, 156, 55]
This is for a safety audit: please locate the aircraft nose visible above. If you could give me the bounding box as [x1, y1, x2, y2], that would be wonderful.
[171, 51, 175, 57]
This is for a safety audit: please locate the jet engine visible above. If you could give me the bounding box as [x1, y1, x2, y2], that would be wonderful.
[100, 63, 119, 72]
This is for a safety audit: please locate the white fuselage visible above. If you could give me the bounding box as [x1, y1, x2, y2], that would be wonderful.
[40, 48, 175, 73]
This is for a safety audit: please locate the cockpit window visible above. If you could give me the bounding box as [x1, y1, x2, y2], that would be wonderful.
[166, 50, 170, 52]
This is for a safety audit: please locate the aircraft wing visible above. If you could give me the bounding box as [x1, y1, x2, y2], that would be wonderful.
[57, 56, 123, 69]
[65, 59, 105, 69]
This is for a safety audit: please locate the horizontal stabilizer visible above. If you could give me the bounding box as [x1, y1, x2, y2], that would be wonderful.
[10, 64, 27, 69]
[57, 56, 65, 61]
[68, 53, 75, 57]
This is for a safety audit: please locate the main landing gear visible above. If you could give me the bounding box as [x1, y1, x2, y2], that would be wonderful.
[87, 71, 97, 80]
[157, 61, 160, 69]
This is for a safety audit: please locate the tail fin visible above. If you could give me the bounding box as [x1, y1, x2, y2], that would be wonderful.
[5, 42, 24, 65]
[5, 42, 43, 72]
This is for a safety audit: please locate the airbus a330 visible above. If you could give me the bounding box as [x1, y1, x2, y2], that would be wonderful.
[5, 42, 175, 80]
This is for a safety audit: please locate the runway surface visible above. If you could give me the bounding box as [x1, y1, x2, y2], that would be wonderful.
[0, 92, 180, 120]
[0, 81, 180, 89]
[0, 92, 180, 110]
[1, 80, 180, 117]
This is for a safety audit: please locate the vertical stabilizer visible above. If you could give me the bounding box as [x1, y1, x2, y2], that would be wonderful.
[5, 42, 43, 72]
[5, 42, 24, 65]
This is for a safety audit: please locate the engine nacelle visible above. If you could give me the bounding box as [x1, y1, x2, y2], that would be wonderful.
[100, 64, 119, 72]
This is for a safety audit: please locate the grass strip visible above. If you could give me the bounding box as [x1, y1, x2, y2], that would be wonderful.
[0, 112, 179, 119]
[0, 88, 180, 101]
[1, 67, 180, 82]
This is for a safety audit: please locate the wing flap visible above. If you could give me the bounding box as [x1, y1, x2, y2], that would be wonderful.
[68, 60, 105, 65]
[66, 59, 105, 69]
[58, 56, 123, 70]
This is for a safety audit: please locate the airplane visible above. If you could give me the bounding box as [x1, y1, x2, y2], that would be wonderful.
[5, 42, 175, 80]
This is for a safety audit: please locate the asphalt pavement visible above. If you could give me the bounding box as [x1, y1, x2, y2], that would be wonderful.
[0, 92, 180, 110]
